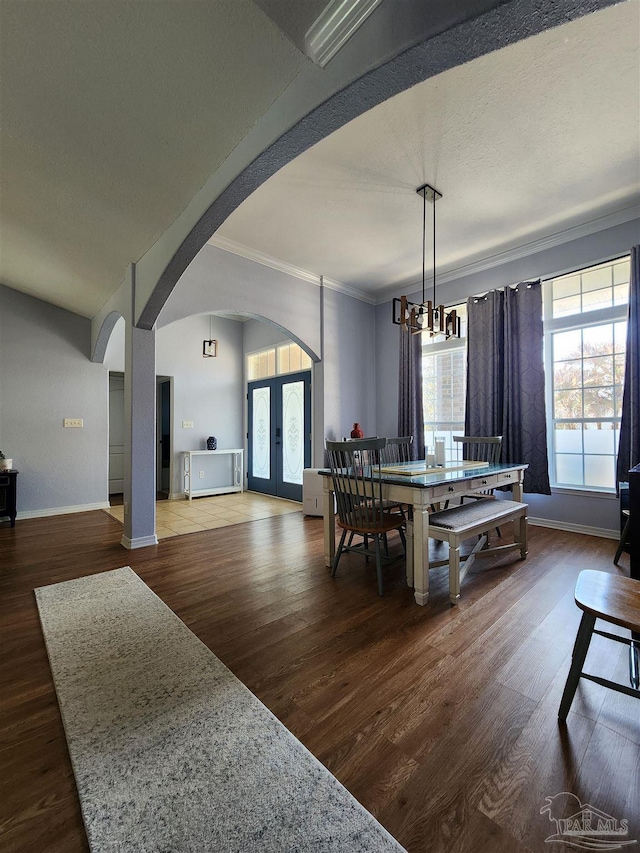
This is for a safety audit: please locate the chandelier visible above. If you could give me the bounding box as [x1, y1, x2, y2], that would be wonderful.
[392, 183, 461, 339]
[203, 315, 218, 358]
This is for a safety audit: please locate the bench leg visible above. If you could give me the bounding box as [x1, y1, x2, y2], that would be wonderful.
[449, 541, 461, 605]
[558, 611, 595, 721]
[519, 512, 528, 559]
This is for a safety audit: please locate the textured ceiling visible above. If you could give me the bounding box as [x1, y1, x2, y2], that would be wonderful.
[1, 0, 636, 319]
[217, 1, 640, 299]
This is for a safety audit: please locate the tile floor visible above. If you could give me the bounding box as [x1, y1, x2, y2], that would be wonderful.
[103, 491, 302, 540]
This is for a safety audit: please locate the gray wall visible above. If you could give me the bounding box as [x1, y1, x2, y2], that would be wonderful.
[323, 288, 377, 445]
[375, 217, 640, 534]
[163, 247, 375, 467]
[160, 314, 244, 497]
[243, 318, 290, 354]
[105, 313, 245, 499]
[159, 244, 322, 360]
[0, 285, 109, 515]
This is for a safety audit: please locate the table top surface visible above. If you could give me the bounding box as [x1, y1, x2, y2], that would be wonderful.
[319, 460, 528, 489]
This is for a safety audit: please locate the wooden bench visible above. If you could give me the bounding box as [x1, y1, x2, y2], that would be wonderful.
[428, 499, 528, 604]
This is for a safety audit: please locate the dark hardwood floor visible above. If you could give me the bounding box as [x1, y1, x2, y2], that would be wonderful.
[0, 509, 637, 852]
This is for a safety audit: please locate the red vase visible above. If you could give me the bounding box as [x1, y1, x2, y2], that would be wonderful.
[350, 422, 364, 439]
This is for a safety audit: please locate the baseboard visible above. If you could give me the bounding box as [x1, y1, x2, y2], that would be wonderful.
[528, 516, 619, 540]
[4, 502, 111, 521]
[121, 534, 158, 549]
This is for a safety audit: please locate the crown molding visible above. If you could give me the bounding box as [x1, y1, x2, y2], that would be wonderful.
[320, 275, 376, 304]
[207, 234, 376, 304]
[305, 0, 384, 68]
[209, 202, 639, 309]
[376, 202, 640, 305]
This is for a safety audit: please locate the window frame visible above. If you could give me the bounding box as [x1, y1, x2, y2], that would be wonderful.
[543, 255, 629, 494]
[246, 342, 312, 381]
[421, 302, 467, 457]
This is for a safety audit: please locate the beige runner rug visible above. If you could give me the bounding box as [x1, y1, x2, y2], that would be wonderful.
[35, 567, 406, 853]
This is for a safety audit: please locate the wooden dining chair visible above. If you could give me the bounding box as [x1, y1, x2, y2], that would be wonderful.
[380, 436, 414, 521]
[559, 570, 640, 720]
[381, 436, 413, 464]
[326, 438, 406, 596]
[614, 509, 631, 566]
[453, 435, 503, 468]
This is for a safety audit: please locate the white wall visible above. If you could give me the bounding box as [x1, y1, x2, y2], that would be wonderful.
[0, 285, 109, 515]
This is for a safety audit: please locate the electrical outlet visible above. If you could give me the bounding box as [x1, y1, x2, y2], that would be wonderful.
[182, 420, 194, 429]
[64, 418, 83, 428]
[199, 471, 205, 479]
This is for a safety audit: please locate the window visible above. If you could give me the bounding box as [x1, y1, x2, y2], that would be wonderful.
[422, 303, 467, 458]
[247, 342, 312, 381]
[544, 257, 629, 491]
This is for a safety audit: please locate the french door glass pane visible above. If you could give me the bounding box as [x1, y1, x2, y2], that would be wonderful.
[252, 387, 270, 479]
[282, 381, 304, 485]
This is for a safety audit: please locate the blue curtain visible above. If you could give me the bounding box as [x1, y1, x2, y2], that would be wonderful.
[398, 328, 425, 460]
[616, 245, 640, 488]
[465, 281, 551, 494]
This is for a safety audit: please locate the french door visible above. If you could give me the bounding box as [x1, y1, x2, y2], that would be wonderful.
[248, 371, 311, 502]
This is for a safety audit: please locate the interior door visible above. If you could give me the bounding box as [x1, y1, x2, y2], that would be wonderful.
[108, 373, 125, 495]
[248, 370, 311, 501]
[158, 379, 171, 494]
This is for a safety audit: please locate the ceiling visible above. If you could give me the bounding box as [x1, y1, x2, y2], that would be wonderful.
[0, 0, 306, 317]
[215, 0, 640, 303]
[0, 1, 638, 319]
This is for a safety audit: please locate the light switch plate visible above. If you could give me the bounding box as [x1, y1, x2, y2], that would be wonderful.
[64, 418, 83, 428]
[182, 421, 194, 429]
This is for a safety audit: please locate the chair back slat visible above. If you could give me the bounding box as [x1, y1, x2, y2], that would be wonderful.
[453, 435, 502, 465]
[381, 436, 413, 465]
[326, 438, 387, 529]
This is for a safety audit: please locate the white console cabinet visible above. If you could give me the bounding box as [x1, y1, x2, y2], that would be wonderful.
[183, 449, 244, 500]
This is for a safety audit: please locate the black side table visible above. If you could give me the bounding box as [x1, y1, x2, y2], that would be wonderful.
[0, 470, 18, 527]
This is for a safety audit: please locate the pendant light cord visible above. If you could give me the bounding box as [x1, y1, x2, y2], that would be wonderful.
[433, 190, 437, 306]
[422, 187, 426, 305]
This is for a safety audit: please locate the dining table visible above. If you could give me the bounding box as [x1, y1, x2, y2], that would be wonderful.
[320, 459, 528, 606]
